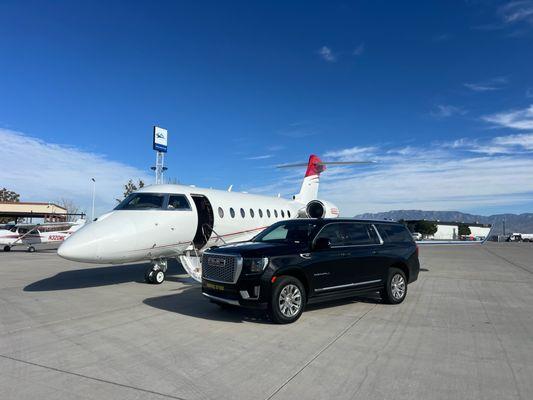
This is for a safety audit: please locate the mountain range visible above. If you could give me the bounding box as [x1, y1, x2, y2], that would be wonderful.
[353, 210, 533, 234]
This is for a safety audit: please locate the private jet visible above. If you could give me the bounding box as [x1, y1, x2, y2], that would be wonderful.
[58, 155, 370, 283]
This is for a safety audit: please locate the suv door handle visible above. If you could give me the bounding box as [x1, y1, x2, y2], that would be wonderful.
[340, 252, 350, 257]
[372, 250, 378, 255]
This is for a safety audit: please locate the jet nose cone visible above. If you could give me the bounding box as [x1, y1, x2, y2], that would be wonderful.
[58, 229, 98, 262]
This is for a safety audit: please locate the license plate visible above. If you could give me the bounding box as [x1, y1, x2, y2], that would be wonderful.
[205, 282, 225, 291]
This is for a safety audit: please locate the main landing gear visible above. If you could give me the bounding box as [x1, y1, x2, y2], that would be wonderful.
[145, 259, 168, 284]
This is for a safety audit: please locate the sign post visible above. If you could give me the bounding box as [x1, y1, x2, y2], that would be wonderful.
[152, 126, 168, 184]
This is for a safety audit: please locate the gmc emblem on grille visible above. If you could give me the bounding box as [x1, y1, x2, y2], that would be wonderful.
[207, 257, 226, 267]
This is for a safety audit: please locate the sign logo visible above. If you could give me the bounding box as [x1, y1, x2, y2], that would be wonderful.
[153, 126, 168, 153]
[207, 257, 226, 267]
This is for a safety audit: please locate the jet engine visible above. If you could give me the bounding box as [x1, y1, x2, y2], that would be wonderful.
[305, 200, 340, 218]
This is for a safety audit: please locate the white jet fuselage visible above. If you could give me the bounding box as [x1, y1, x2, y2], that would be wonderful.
[58, 184, 304, 264]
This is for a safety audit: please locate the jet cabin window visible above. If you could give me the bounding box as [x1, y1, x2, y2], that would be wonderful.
[115, 193, 165, 210]
[167, 195, 191, 210]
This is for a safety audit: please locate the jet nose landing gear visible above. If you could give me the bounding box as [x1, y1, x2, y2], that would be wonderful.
[145, 259, 168, 284]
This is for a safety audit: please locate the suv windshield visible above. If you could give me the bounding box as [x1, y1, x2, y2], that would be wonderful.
[253, 220, 318, 245]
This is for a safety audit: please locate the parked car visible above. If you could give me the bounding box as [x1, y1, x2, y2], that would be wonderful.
[411, 232, 422, 241]
[201, 218, 420, 323]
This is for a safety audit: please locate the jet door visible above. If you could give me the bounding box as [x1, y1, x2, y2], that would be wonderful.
[191, 195, 214, 249]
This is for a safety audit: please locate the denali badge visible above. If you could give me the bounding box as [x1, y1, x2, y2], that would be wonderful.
[208, 257, 226, 267]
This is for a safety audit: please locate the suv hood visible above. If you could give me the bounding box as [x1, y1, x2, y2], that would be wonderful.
[206, 241, 305, 258]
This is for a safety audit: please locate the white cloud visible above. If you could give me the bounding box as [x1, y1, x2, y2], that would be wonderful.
[353, 43, 365, 56]
[324, 146, 377, 160]
[245, 134, 533, 215]
[464, 77, 508, 92]
[493, 133, 533, 149]
[0, 129, 151, 216]
[431, 104, 467, 118]
[499, 1, 533, 24]
[317, 46, 336, 62]
[246, 154, 273, 160]
[483, 104, 533, 130]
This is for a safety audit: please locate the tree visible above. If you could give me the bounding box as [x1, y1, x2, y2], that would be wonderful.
[58, 198, 84, 222]
[0, 187, 20, 223]
[123, 179, 145, 198]
[414, 220, 438, 237]
[0, 187, 20, 202]
[458, 223, 471, 237]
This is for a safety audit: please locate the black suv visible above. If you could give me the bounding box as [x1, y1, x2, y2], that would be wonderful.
[201, 219, 420, 323]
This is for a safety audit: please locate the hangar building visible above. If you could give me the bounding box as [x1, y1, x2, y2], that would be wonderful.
[405, 220, 492, 240]
[0, 202, 68, 223]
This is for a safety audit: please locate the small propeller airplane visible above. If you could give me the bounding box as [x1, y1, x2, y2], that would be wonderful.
[58, 154, 374, 284]
[1, 219, 86, 252]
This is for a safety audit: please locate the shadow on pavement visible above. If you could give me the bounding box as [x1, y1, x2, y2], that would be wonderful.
[144, 288, 382, 324]
[24, 259, 186, 291]
[143, 287, 271, 324]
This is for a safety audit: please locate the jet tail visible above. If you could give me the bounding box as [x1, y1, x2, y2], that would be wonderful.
[294, 154, 325, 204]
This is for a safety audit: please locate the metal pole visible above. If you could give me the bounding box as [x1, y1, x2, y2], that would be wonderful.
[155, 151, 165, 184]
[91, 178, 96, 221]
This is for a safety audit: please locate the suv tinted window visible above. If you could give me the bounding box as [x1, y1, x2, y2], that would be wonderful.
[377, 224, 414, 243]
[315, 223, 379, 246]
[344, 223, 379, 245]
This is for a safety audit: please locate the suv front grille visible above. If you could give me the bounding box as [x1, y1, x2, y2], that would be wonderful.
[202, 254, 241, 283]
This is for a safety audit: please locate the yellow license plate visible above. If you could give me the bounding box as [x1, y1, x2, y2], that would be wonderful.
[205, 282, 225, 291]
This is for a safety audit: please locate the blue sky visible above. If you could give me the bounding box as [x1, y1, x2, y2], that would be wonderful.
[1, 0, 533, 216]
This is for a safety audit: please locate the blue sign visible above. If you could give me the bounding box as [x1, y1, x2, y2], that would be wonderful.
[153, 126, 168, 153]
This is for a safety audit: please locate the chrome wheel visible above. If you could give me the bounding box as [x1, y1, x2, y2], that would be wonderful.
[391, 274, 406, 300]
[278, 284, 302, 318]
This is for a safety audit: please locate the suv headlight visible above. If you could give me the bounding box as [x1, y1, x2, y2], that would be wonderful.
[244, 257, 269, 273]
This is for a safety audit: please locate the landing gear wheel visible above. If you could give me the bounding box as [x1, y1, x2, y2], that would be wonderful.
[27, 246, 36, 253]
[3, 245, 11, 252]
[381, 267, 407, 304]
[268, 276, 306, 324]
[144, 260, 168, 284]
[152, 270, 165, 284]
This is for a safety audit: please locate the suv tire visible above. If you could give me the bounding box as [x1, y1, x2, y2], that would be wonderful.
[269, 276, 306, 324]
[381, 267, 407, 304]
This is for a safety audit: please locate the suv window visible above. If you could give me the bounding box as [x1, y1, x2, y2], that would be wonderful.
[315, 223, 378, 246]
[344, 223, 380, 245]
[253, 221, 317, 244]
[377, 224, 414, 243]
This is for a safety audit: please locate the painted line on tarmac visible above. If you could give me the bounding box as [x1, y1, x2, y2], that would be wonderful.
[0, 353, 189, 400]
[482, 246, 533, 275]
[264, 304, 377, 400]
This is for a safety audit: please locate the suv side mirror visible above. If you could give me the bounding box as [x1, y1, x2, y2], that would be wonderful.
[314, 237, 331, 251]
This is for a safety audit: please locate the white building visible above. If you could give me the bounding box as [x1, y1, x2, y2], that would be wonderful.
[406, 220, 492, 240]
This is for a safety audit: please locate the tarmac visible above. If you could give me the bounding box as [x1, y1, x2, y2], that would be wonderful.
[0, 242, 532, 400]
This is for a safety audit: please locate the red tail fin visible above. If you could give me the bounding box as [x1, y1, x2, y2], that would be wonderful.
[305, 154, 326, 177]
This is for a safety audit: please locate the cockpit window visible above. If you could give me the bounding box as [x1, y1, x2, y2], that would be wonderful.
[167, 195, 191, 210]
[115, 193, 165, 210]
